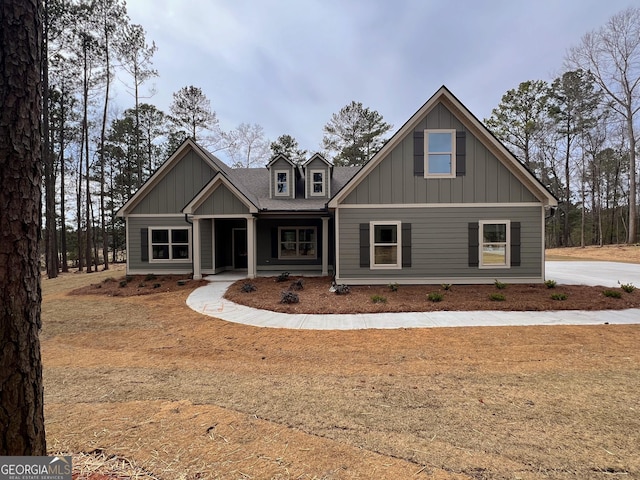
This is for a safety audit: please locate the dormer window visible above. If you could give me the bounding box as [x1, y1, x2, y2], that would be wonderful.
[275, 170, 289, 196]
[310, 170, 325, 196]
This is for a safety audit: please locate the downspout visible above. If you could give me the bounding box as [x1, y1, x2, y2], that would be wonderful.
[185, 213, 194, 278]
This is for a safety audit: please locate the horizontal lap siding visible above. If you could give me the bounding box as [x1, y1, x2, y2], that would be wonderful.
[128, 216, 193, 272]
[338, 206, 542, 281]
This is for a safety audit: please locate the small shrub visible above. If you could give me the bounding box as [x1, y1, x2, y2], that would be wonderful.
[280, 290, 299, 304]
[619, 282, 636, 293]
[603, 289, 622, 299]
[441, 283, 452, 291]
[388, 282, 399, 292]
[153, 283, 161, 289]
[489, 293, 506, 301]
[145, 273, 157, 281]
[428, 292, 444, 302]
[177, 280, 188, 286]
[494, 279, 507, 290]
[551, 293, 567, 301]
[138, 283, 146, 288]
[289, 279, 304, 291]
[334, 284, 350, 295]
[119, 280, 128, 288]
[241, 282, 256, 293]
[275, 272, 290, 283]
[371, 294, 387, 304]
[544, 279, 557, 289]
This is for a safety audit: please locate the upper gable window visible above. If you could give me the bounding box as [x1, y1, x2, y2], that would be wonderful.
[310, 170, 325, 196]
[425, 129, 456, 178]
[275, 170, 289, 196]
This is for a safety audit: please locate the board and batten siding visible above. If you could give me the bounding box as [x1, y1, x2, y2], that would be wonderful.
[131, 150, 217, 214]
[304, 156, 330, 198]
[127, 216, 193, 273]
[342, 103, 538, 206]
[194, 184, 250, 215]
[337, 206, 543, 283]
[269, 157, 295, 199]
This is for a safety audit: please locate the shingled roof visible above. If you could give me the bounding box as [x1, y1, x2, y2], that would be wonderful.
[226, 166, 358, 211]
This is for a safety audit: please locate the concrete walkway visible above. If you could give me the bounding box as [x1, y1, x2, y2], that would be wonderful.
[186, 262, 640, 330]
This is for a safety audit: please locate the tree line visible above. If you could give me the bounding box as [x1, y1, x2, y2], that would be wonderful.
[486, 7, 640, 247]
[42, 2, 640, 279]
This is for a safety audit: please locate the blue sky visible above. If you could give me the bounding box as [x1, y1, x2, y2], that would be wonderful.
[121, 0, 633, 156]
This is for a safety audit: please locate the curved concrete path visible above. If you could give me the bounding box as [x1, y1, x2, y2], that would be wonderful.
[186, 262, 640, 330]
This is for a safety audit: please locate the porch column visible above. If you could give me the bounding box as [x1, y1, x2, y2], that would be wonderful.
[247, 216, 256, 279]
[322, 216, 329, 276]
[192, 218, 201, 280]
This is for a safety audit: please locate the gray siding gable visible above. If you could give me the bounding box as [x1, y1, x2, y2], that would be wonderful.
[268, 156, 296, 199]
[304, 155, 331, 199]
[342, 102, 538, 205]
[194, 184, 250, 215]
[329, 86, 557, 209]
[130, 149, 218, 214]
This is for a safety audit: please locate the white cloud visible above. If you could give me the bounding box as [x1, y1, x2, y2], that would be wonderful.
[123, 0, 634, 157]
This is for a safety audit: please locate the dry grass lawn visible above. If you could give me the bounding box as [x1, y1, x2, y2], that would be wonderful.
[42, 247, 640, 479]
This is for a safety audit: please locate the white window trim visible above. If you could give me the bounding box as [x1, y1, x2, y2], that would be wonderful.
[370, 221, 402, 269]
[309, 169, 325, 197]
[274, 169, 290, 197]
[478, 220, 510, 269]
[149, 227, 191, 263]
[277, 226, 318, 260]
[424, 129, 456, 178]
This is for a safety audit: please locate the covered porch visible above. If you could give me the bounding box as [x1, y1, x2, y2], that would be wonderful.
[190, 214, 332, 280]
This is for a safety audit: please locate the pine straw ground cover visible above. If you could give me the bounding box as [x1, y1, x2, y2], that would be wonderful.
[41, 249, 640, 479]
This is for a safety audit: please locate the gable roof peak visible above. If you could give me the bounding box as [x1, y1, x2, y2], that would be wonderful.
[266, 153, 295, 169]
[302, 152, 332, 167]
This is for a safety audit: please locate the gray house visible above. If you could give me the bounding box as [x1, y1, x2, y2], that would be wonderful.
[117, 86, 557, 284]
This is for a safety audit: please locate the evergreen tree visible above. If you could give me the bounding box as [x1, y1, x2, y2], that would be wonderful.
[322, 101, 392, 166]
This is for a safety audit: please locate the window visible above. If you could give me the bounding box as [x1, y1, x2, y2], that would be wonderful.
[278, 227, 317, 259]
[479, 221, 510, 268]
[370, 221, 401, 269]
[425, 129, 456, 178]
[275, 170, 289, 196]
[150, 228, 190, 262]
[310, 170, 325, 196]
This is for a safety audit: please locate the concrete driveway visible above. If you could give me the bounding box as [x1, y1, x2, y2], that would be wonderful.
[545, 261, 640, 287]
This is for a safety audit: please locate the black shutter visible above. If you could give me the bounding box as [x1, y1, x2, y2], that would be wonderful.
[140, 228, 149, 262]
[402, 223, 411, 268]
[511, 222, 521, 267]
[271, 227, 279, 259]
[468, 222, 479, 267]
[359, 223, 370, 268]
[413, 131, 424, 176]
[456, 131, 466, 176]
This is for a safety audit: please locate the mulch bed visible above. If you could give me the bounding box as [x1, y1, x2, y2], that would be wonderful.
[224, 275, 640, 314]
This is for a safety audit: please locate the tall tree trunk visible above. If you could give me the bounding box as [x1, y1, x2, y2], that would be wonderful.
[42, 0, 58, 278]
[627, 115, 637, 244]
[82, 35, 92, 273]
[0, 0, 47, 455]
[59, 82, 69, 272]
[99, 19, 110, 271]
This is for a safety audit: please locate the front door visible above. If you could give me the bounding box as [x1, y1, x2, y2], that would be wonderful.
[232, 228, 248, 269]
